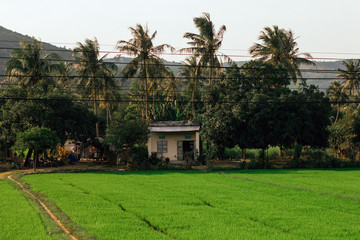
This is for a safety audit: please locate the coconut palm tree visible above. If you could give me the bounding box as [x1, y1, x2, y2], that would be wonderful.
[98, 73, 121, 127]
[249, 25, 315, 84]
[337, 59, 360, 95]
[116, 24, 174, 119]
[179, 56, 204, 114]
[5, 38, 64, 87]
[72, 38, 118, 138]
[181, 13, 232, 85]
[327, 81, 348, 123]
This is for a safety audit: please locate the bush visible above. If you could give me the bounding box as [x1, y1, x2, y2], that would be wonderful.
[131, 145, 150, 169]
[224, 147, 242, 160]
[246, 159, 263, 169]
[327, 156, 341, 168]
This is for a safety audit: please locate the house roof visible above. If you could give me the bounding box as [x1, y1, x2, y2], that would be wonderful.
[149, 121, 200, 133]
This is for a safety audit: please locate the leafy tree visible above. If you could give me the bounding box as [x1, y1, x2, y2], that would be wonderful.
[241, 60, 290, 89]
[181, 13, 232, 85]
[328, 117, 352, 158]
[202, 66, 244, 160]
[116, 24, 174, 119]
[0, 85, 97, 165]
[11, 126, 59, 170]
[327, 81, 348, 123]
[202, 60, 331, 164]
[249, 25, 315, 84]
[179, 56, 204, 115]
[4, 38, 64, 87]
[104, 111, 149, 156]
[72, 38, 118, 137]
[337, 59, 360, 95]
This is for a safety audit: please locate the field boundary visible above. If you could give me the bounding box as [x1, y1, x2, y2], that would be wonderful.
[7, 175, 80, 240]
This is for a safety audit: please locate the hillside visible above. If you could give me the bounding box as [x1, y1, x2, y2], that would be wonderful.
[0, 26, 72, 75]
[0, 26, 346, 90]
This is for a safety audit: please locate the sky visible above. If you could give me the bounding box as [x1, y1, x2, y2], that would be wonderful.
[2, 0, 360, 62]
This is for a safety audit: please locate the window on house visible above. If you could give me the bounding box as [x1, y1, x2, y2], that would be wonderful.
[157, 141, 168, 153]
[184, 135, 192, 139]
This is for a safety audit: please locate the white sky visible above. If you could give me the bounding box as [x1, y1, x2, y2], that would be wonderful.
[2, 0, 360, 62]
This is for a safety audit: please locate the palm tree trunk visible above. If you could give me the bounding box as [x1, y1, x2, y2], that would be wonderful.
[94, 94, 99, 138]
[92, 73, 100, 138]
[33, 150, 38, 171]
[192, 86, 195, 114]
[335, 104, 340, 123]
[153, 91, 156, 117]
[106, 105, 112, 126]
[144, 60, 149, 119]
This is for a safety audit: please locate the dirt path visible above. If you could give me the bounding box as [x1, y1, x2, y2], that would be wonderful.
[0, 164, 121, 240]
[7, 174, 79, 240]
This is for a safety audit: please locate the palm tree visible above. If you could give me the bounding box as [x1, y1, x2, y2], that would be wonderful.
[337, 59, 360, 95]
[116, 24, 174, 119]
[162, 70, 179, 103]
[181, 13, 232, 85]
[5, 38, 64, 87]
[98, 73, 121, 126]
[72, 38, 118, 138]
[249, 25, 315, 84]
[327, 81, 348, 123]
[179, 56, 204, 114]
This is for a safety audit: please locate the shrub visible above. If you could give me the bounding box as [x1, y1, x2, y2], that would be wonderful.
[131, 145, 150, 169]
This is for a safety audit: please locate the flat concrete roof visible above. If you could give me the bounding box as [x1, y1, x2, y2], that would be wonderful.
[149, 121, 200, 132]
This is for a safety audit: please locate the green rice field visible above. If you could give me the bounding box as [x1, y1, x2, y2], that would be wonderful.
[2, 169, 360, 239]
[0, 180, 66, 239]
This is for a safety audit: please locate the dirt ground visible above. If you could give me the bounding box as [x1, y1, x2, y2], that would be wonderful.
[0, 160, 246, 179]
[0, 161, 124, 179]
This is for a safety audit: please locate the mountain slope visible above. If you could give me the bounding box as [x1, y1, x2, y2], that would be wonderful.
[0, 26, 346, 90]
[0, 25, 72, 75]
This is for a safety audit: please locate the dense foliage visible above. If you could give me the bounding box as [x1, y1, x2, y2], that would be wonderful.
[0, 15, 358, 166]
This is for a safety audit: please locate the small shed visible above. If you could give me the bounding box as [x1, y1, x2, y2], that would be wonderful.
[148, 121, 201, 162]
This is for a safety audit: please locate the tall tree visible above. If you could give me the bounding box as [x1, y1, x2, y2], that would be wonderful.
[116, 24, 174, 119]
[72, 38, 118, 138]
[327, 81, 348, 123]
[249, 25, 315, 84]
[179, 56, 204, 115]
[5, 38, 64, 87]
[181, 12, 232, 85]
[337, 59, 360, 95]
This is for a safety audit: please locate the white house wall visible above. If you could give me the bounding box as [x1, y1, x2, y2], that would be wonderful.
[148, 132, 199, 161]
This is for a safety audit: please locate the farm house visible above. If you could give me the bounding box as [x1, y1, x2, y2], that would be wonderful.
[148, 121, 201, 162]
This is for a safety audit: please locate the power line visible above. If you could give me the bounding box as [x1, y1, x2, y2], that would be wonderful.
[0, 45, 358, 61]
[1, 40, 360, 57]
[0, 74, 345, 81]
[0, 96, 347, 104]
[0, 57, 343, 73]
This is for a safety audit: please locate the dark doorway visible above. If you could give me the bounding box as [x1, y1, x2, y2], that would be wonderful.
[183, 141, 194, 160]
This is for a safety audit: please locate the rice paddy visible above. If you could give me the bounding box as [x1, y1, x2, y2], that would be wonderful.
[2, 169, 360, 239]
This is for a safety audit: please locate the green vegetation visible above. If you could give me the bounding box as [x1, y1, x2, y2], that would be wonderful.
[0, 14, 360, 166]
[18, 170, 360, 239]
[249, 25, 315, 84]
[0, 180, 65, 239]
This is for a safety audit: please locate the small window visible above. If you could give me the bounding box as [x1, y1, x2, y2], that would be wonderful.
[158, 135, 166, 140]
[185, 135, 192, 140]
[157, 141, 168, 153]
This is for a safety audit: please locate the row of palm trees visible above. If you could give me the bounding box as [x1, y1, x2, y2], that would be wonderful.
[3, 13, 323, 134]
